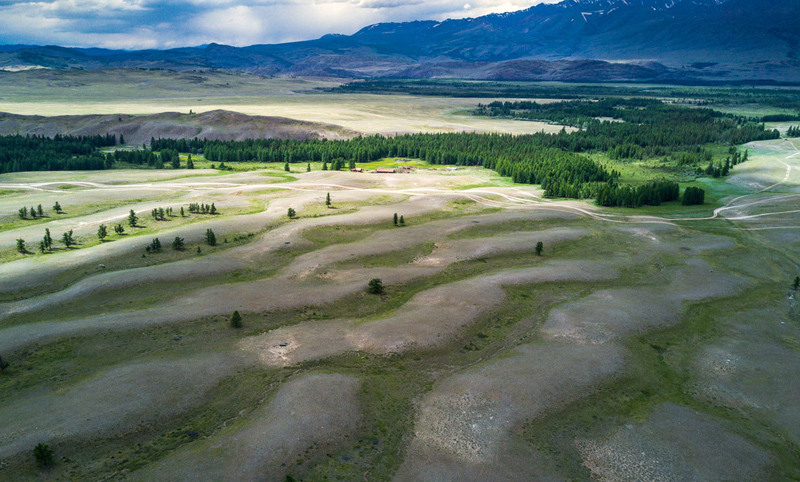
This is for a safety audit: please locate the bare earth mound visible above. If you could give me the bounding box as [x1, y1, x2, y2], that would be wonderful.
[0, 109, 356, 145]
[135, 373, 361, 482]
[576, 403, 771, 481]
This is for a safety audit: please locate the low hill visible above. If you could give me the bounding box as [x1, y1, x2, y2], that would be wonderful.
[0, 110, 356, 146]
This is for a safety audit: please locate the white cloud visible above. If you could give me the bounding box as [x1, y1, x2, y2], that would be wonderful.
[0, 0, 561, 48]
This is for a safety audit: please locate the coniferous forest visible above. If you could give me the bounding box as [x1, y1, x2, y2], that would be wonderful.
[0, 133, 117, 173]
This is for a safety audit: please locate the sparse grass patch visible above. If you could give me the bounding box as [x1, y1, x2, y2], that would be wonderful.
[520, 285, 800, 481]
[335, 242, 436, 269]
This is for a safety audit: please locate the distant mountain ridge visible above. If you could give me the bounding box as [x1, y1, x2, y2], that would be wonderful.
[0, 0, 797, 82]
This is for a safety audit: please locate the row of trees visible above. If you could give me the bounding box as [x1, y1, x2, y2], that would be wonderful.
[145, 229, 217, 254]
[17, 203, 217, 255]
[15, 201, 63, 220]
[150, 207, 181, 221]
[596, 180, 680, 208]
[188, 203, 217, 214]
[16, 227, 77, 254]
[682, 187, 706, 205]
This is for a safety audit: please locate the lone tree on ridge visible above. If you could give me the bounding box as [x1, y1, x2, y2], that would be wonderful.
[230, 310, 243, 328]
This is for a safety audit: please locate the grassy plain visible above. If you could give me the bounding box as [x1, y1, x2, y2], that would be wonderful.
[0, 70, 567, 136]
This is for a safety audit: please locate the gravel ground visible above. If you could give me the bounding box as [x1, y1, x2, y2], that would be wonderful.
[395, 343, 624, 480]
[133, 373, 361, 482]
[0, 352, 244, 459]
[576, 403, 771, 481]
[540, 258, 749, 344]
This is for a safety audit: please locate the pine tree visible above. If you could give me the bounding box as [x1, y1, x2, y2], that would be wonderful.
[287, 207, 296, 219]
[393, 213, 398, 226]
[368, 278, 384, 294]
[172, 236, 185, 250]
[37, 204, 44, 217]
[97, 224, 108, 241]
[44, 228, 52, 250]
[793, 276, 800, 291]
[322, 161, 328, 171]
[39, 240, 46, 253]
[284, 162, 290, 172]
[325, 192, 331, 207]
[53, 201, 62, 214]
[150, 238, 162, 252]
[535, 241, 544, 256]
[16, 238, 26, 253]
[180, 206, 185, 217]
[205, 229, 217, 246]
[33, 443, 54, 467]
[307, 163, 311, 172]
[210, 203, 217, 214]
[399, 215, 404, 226]
[18, 207, 27, 219]
[30, 206, 37, 219]
[61, 230, 74, 248]
[128, 209, 138, 227]
[230, 310, 243, 328]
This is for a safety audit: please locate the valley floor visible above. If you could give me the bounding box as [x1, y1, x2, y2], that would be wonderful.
[0, 138, 799, 480]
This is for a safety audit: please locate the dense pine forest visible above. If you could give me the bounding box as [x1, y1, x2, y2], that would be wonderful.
[0, 134, 117, 173]
[474, 98, 780, 162]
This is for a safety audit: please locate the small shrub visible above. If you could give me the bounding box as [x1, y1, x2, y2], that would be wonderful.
[33, 443, 54, 467]
[368, 278, 384, 295]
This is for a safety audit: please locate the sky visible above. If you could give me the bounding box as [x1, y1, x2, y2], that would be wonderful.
[0, 0, 560, 50]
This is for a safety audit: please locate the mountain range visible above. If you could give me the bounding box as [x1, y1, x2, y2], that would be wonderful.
[1, 0, 797, 83]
